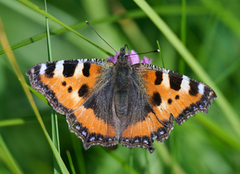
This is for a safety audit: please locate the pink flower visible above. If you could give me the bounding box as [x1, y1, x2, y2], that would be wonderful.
[107, 51, 119, 64]
[141, 56, 153, 64]
[107, 50, 152, 65]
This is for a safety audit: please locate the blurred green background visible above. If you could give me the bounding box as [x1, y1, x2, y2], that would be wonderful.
[0, 0, 240, 173]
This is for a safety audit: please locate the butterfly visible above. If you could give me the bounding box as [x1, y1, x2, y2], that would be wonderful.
[26, 47, 217, 153]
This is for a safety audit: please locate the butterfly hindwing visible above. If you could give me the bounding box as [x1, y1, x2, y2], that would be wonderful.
[117, 77, 157, 152]
[119, 65, 175, 153]
[26, 59, 119, 149]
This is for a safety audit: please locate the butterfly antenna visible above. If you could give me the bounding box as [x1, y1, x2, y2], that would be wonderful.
[136, 49, 160, 55]
[86, 21, 117, 53]
[130, 49, 160, 56]
[124, 44, 130, 54]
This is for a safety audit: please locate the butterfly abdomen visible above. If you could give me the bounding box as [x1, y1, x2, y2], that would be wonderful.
[113, 56, 133, 118]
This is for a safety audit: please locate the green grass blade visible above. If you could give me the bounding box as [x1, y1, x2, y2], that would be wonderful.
[0, 117, 37, 127]
[144, 151, 150, 174]
[0, 19, 69, 174]
[51, 112, 61, 174]
[129, 150, 133, 174]
[215, 57, 240, 85]
[70, 133, 86, 174]
[0, 4, 210, 56]
[134, 0, 240, 137]
[0, 116, 65, 128]
[155, 143, 185, 174]
[196, 114, 240, 152]
[28, 85, 48, 104]
[66, 150, 76, 174]
[99, 148, 139, 174]
[157, 40, 165, 68]
[0, 134, 23, 174]
[43, 1, 61, 173]
[17, 0, 112, 56]
[179, 0, 186, 74]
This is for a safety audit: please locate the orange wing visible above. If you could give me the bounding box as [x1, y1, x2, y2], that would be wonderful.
[26, 59, 118, 149]
[138, 64, 216, 125]
[119, 63, 216, 153]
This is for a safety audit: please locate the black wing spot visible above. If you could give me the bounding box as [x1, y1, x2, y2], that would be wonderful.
[78, 84, 89, 97]
[45, 62, 56, 78]
[62, 81, 66, 86]
[168, 98, 172, 104]
[68, 86, 73, 93]
[63, 60, 78, 77]
[169, 74, 182, 91]
[152, 92, 161, 106]
[155, 71, 163, 85]
[189, 81, 199, 96]
[82, 62, 90, 77]
[175, 95, 179, 100]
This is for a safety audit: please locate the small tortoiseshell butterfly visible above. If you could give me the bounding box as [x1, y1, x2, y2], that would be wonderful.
[26, 47, 217, 153]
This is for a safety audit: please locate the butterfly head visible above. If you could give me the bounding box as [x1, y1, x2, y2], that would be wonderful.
[119, 47, 127, 57]
[116, 47, 129, 63]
